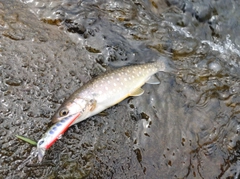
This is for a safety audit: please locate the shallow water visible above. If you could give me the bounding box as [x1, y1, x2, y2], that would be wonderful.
[1, 0, 240, 178]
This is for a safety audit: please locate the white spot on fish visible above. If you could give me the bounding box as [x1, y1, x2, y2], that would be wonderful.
[114, 83, 116, 86]
[124, 78, 127, 81]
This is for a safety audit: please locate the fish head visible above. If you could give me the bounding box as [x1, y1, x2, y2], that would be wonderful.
[51, 98, 90, 124]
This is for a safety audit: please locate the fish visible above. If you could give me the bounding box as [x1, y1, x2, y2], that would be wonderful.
[37, 112, 81, 162]
[51, 57, 175, 126]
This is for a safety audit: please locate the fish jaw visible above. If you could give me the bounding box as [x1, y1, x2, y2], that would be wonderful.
[37, 112, 81, 162]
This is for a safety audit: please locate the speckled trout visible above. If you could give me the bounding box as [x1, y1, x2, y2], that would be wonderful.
[51, 57, 175, 125]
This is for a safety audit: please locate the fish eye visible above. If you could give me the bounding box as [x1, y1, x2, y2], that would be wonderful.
[59, 108, 69, 117]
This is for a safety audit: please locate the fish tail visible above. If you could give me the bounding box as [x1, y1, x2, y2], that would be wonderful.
[155, 56, 177, 73]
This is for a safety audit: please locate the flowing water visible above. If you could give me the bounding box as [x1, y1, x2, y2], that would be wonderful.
[0, 0, 240, 178]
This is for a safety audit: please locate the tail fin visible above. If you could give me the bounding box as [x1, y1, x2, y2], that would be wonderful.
[155, 56, 177, 73]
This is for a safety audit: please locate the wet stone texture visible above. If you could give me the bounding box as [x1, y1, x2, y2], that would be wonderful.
[0, 0, 240, 178]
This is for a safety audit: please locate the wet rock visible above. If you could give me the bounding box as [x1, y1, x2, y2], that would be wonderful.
[172, 38, 198, 56]
[1, 0, 240, 178]
[5, 78, 22, 86]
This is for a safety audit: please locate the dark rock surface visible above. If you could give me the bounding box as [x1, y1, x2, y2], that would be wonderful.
[0, 0, 240, 178]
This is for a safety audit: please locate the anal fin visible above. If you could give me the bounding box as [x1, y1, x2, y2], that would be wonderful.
[146, 75, 160, 85]
[129, 88, 144, 96]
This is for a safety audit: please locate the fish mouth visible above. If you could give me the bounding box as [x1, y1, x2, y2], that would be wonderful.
[51, 112, 64, 124]
[51, 115, 59, 124]
[51, 113, 81, 124]
[37, 147, 46, 163]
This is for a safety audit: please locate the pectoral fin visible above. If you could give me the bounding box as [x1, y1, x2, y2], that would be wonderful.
[146, 75, 160, 84]
[99, 111, 109, 116]
[129, 88, 144, 96]
[89, 99, 97, 111]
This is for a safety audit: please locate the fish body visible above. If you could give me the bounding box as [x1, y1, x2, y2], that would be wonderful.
[37, 112, 81, 162]
[52, 57, 175, 125]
